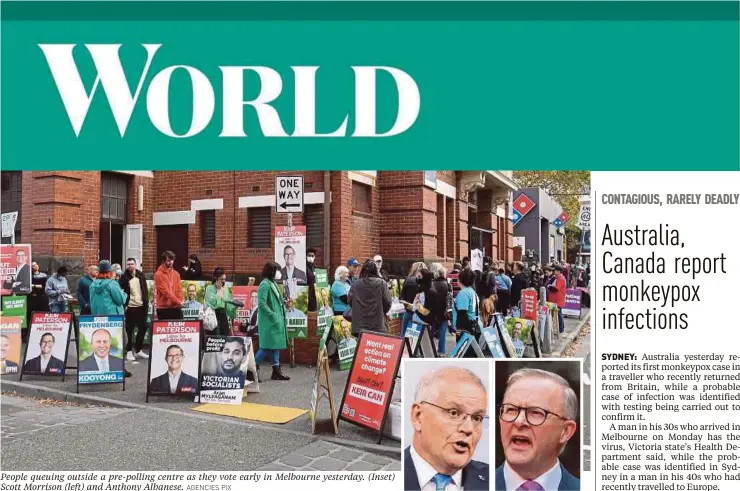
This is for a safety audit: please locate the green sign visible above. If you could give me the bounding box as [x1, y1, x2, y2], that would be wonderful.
[338, 338, 357, 371]
[286, 315, 308, 339]
[315, 269, 329, 288]
[1, 295, 27, 329]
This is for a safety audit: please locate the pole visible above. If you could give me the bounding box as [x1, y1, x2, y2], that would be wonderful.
[286, 213, 296, 367]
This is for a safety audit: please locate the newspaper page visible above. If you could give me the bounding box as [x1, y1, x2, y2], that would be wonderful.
[1, 2, 739, 491]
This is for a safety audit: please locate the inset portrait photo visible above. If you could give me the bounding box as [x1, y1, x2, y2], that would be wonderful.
[403, 358, 491, 491]
[494, 359, 581, 491]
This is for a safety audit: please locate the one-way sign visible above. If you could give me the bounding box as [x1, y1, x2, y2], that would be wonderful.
[276, 176, 304, 214]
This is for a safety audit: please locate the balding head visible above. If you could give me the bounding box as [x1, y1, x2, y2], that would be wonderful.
[411, 366, 488, 475]
[414, 366, 486, 404]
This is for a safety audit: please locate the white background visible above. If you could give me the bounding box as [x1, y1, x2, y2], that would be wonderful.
[402, 358, 491, 464]
[25, 316, 72, 367]
[148, 332, 200, 383]
[593, 171, 740, 491]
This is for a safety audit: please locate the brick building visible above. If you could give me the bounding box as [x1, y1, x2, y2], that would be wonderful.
[1, 170, 518, 279]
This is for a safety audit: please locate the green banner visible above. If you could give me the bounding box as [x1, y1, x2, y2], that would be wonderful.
[2, 1, 737, 171]
[1, 295, 27, 329]
[315, 269, 329, 288]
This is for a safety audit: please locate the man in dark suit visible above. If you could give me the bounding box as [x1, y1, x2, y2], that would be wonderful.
[23, 332, 65, 374]
[79, 329, 124, 372]
[280, 245, 307, 284]
[10, 248, 31, 294]
[149, 345, 198, 395]
[495, 368, 580, 490]
[404, 366, 490, 490]
[0, 334, 19, 374]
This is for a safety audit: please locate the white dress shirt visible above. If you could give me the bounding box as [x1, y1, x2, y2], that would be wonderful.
[93, 355, 109, 372]
[40, 356, 49, 372]
[168, 371, 181, 393]
[503, 460, 562, 491]
[410, 444, 464, 491]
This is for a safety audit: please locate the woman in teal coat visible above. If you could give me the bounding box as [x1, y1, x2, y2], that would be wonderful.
[255, 261, 290, 381]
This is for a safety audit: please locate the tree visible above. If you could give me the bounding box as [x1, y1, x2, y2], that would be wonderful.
[513, 171, 590, 262]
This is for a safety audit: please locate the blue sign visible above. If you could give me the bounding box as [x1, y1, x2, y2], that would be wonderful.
[553, 217, 564, 228]
[511, 208, 524, 226]
[77, 315, 126, 385]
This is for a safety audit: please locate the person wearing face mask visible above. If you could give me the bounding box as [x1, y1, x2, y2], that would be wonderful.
[306, 248, 317, 312]
[205, 267, 237, 336]
[255, 261, 290, 381]
[373, 254, 390, 283]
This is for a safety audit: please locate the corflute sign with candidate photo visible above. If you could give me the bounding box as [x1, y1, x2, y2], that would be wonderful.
[339, 332, 403, 432]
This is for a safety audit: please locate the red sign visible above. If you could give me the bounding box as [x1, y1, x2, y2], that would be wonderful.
[1, 244, 32, 295]
[339, 332, 403, 432]
[232, 286, 259, 334]
[521, 290, 538, 322]
[557, 211, 570, 224]
[512, 194, 536, 218]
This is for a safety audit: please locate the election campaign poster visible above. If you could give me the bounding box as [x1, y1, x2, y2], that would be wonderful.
[339, 332, 403, 438]
[562, 288, 583, 318]
[0, 316, 22, 375]
[274, 226, 307, 285]
[493, 313, 516, 358]
[181, 280, 206, 320]
[146, 280, 155, 323]
[284, 285, 309, 339]
[232, 285, 258, 335]
[470, 248, 483, 272]
[315, 268, 329, 288]
[316, 286, 333, 338]
[521, 289, 538, 322]
[333, 315, 357, 371]
[506, 317, 538, 358]
[450, 332, 485, 358]
[21, 312, 73, 377]
[2, 295, 27, 329]
[200, 335, 251, 405]
[1, 244, 32, 295]
[77, 315, 126, 385]
[479, 327, 506, 358]
[147, 320, 201, 400]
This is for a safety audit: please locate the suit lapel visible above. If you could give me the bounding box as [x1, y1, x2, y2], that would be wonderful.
[462, 462, 488, 490]
[403, 448, 421, 491]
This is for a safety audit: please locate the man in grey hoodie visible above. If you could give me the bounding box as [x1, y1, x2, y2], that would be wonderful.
[45, 267, 70, 313]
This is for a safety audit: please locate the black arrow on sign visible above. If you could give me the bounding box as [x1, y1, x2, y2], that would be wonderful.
[279, 202, 301, 210]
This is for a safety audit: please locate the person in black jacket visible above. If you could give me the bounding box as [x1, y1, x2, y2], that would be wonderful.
[306, 248, 317, 312]
[119, 258, 150, 361]
[181, 254, 202, 280]
[413, 270, 440, 346]
[430, 263, 453, 355]
[510, 261, 529, 310]
[400, 262, 427, 337]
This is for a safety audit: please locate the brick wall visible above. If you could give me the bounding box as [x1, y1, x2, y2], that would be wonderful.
[22, 172, 101, 274]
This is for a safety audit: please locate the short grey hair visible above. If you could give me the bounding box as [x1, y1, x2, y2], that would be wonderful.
[414, 366, 487, 404]
[505, 368, 578, 421]
[334, 266, 349, 282]
[430, 263, 447, 279]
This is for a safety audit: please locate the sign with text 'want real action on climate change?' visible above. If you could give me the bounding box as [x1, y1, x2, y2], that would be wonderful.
[1, 2, 738, 172]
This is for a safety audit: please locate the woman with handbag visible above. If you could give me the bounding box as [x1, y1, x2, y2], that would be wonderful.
[255, 261, 290, 381]
[205, 268, 237, 336]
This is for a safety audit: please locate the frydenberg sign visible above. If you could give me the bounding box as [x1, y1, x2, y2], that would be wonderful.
[38, 44, 421, 138]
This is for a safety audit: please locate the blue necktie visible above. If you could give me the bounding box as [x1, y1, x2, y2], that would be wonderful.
[432, 473, 453, 491]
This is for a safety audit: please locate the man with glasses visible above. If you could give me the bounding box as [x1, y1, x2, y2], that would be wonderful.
[495, 368, 579, 490]
[280, 245, 307, 284]
[405, 366, 490, 490]
[23, 332, 65, 374]
[148, 345, 198, 395]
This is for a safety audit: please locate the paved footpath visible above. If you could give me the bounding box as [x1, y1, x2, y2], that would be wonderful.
[258, 440, 400, 472]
